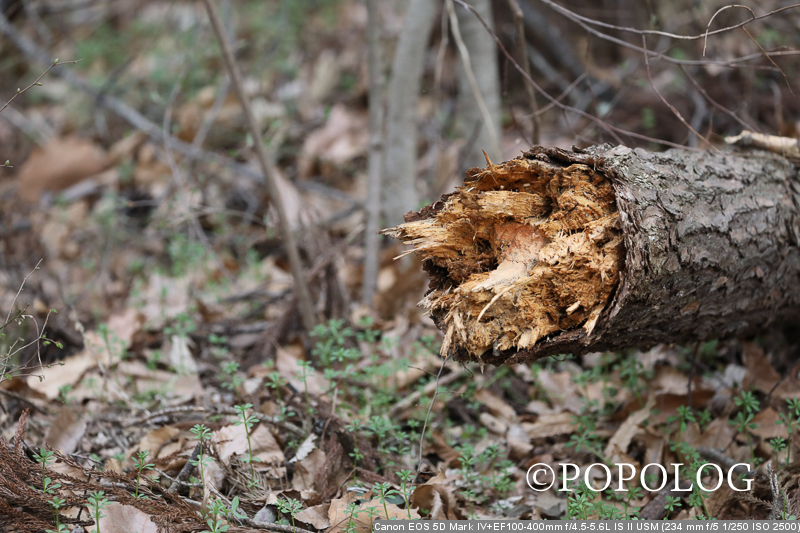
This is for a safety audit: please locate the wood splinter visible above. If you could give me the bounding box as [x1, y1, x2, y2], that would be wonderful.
[383, 144, 800, 366]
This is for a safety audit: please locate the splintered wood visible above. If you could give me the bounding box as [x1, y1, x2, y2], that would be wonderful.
[383, 155, 622, 364]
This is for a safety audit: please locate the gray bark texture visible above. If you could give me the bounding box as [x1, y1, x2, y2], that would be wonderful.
[437, 145, 800, 365]
[361, 0, 385, 306]
[455, 0, 502, 170]
[381, 0, 437, 227]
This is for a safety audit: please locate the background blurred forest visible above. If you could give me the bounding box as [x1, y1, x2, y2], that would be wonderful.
[0, 0, 799, 529]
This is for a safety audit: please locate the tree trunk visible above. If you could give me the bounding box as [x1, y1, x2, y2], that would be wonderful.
[381, 0, 437, 227]
[383, 145, 800, 366]
[361, 0, 386, 307]
[453, 0, 502, 170]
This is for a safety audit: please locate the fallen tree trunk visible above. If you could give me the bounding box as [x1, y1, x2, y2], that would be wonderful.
[382, 145, 800, 366]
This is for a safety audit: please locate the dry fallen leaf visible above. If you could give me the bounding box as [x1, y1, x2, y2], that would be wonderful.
[299, 104, 368, 178]
[296, 503, 330, 529]
[292, 448, 326, 493]
[214, 422, 285, 467]
[475, 388, 516, 422]
[137, 426, 180, 458]
[89, 502, 158, 533]
[328, 492, 419, 533]
[751, 407, 789, 441]
[17, 136, 108, 202]
[290, 433, 317, 463]
[523, 412, 577, 439]
[605, 398, 654, 462]
[44, 406, 87, 455]
[28, 330, 112, 399]
[276, 345, 330, 395]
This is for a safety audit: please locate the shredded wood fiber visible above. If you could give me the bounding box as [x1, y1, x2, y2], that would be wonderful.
[383, 154, 623, 364]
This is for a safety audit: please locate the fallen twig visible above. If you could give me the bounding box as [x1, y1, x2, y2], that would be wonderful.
[388, 366, 465, 417]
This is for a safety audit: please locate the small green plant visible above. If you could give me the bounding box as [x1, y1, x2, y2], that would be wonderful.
[33, 448, 57, 491]
[33, 445, 67, 530]
[277, 497, 303, 533]
[132, 450, 155, 499]
[189, 424, 213, 491]
[664, 495, 681, 518]
[234, 403, 260, 486]
[456, 444, 478, 517]
[394, 469, 416, 520]
[344, 501, 361, 533]
[616, 358, 652, 402]
[57, 385, 72, 404]
[219, 361, 244, 391]
[45, 495, 67, 533]
[777, 398, 800, 465]
[565, 481, 593, 520]
[203, 498, 231, 533]
[296, 360, 315, 420]
[265, 371, 291, 420]
[345, 419, 366, 486]
[375, 481, 399, 519]
[87, 491, 110, 533]
[730, 391, 760, 461]
[666, 405, 696, 448]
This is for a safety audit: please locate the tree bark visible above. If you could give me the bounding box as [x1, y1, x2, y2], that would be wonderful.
[361, 0, 386, 307]
[452, 0, 502, 170]
[381, 0, 437, 227]
[384, 145, 800, 366]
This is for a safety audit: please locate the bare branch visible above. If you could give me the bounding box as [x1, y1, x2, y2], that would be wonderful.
[202, 0, 317, 332]
[453, 0, 697, 150]
[0, 58, 80, 115]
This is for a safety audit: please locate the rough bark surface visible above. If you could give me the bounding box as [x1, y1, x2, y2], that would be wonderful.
[385, 145, 800, 366]
[454, 0, 502, 169]
[380, 0, 437, 226]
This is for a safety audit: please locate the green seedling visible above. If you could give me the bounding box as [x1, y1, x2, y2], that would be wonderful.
[87, 491, 110, 533]
[234, 403, 261, 486]
[132, 450, 155, 499]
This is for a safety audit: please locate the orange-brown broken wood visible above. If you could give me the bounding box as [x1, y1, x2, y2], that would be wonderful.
[382, 152, 622, 361]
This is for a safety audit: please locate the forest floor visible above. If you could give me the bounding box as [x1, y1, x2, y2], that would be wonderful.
[1, 0, 800, 530]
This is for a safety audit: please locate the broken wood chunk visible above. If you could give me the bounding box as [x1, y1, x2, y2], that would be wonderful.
[383, 147, 622, 364]
[383, 145, 800, 366]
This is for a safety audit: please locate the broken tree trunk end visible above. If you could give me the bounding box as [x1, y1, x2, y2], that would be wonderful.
[382, 145, 800, 366]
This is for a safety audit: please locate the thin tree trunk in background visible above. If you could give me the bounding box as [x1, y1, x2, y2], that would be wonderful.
[361, 0, 385, 307]
[506, 0, 540, 145]
[381, 0, 437, 227]
[453, 0, 502, 170]
[385, 145, 800, 366]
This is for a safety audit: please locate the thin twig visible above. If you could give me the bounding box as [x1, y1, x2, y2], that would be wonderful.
[641, 35, 713, 150]
[166, 442, 202, 494]
[417, 357, 447, 473]
[452, 0, 698, 150]
[0, 59, 79, 115]
[538, 0, 800, 69]
[202, 0, 317, 332]
[679, 64, 756, 133]
[389, 366, 464, 418]
[539, 0, 800, 42]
